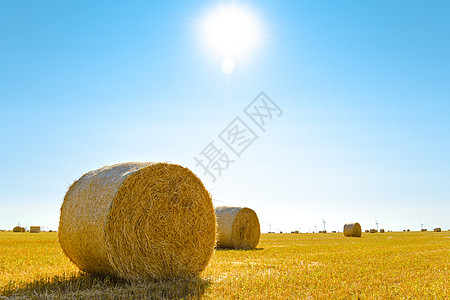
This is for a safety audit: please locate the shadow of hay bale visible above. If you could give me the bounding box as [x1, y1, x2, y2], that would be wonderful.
[1, 272, 210, 299]
[215, 247, 264, 252]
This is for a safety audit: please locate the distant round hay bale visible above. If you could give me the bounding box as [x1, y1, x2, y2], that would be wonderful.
[380, 229, 385, 233]
[370, 229, 377, 233]
[434, 227, 441, 232]
[13, 226, 25, 232]
[215, 206, 260, 250]
[343, 223, 362, 237]
[59, 162, 216, 281]
[30, 226, 40, 233]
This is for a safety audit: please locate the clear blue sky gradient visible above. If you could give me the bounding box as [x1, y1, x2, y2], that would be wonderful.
[1, 1, 449, 232]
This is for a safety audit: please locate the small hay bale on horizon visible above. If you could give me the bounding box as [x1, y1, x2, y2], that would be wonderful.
[380, 229, 385, 233]
[370, 229, 377, 233]
[30, 226, 40, 233]
[343, 223, 362, 237]
[421, 229, 428, 232]
[12, 226, 25, 232]
[215, 206, 260, 250]
[59, 162, 216, 281]
[434, 228, 441, 232]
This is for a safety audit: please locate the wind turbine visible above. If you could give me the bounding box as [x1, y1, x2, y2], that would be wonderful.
[421, 222, 424, 230]
[375, 219, 379, 231]
[322, 217, 326, 232]
[269, 223, 272, 232]
[314, 224, 317, 233]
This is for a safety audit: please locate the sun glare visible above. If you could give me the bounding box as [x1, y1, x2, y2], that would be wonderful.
[200, 4, 262, 73]
[221, 57, 235, 74]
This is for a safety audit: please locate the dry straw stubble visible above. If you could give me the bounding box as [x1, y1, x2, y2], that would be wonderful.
[215, 206, 260, 250]
[59, 162, 216, 281]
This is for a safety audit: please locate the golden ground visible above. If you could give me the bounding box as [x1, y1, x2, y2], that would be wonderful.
[1, 231, 449, 299]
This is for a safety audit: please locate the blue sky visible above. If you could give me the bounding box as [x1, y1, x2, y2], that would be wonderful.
[0, 1, 449, 232]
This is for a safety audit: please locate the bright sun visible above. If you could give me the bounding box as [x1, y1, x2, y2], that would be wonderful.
[200, 4, 262, 74]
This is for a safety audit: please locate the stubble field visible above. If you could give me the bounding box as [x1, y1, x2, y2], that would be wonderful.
[0, 231, 449, 299]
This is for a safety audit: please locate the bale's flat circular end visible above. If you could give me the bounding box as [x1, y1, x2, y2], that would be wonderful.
[343, 222, 362, 237]
[105, 163, 216, 280]
[231, 208, 260, 250]
[59, 162, 216, 281]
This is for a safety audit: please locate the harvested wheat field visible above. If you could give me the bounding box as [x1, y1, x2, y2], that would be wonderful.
[1, 231, 449, 299]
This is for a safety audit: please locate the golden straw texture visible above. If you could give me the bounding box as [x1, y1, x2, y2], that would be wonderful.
[215, 206, 260, 250]
[343, 223, 362, 237]
[58, 162, 216, 281]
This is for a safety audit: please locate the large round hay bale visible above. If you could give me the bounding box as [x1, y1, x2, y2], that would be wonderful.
[343, 223, 362, 237]
[59, 162, 216, 281]
[13, 226, 25, 232]
[215, 206, 260, 250]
